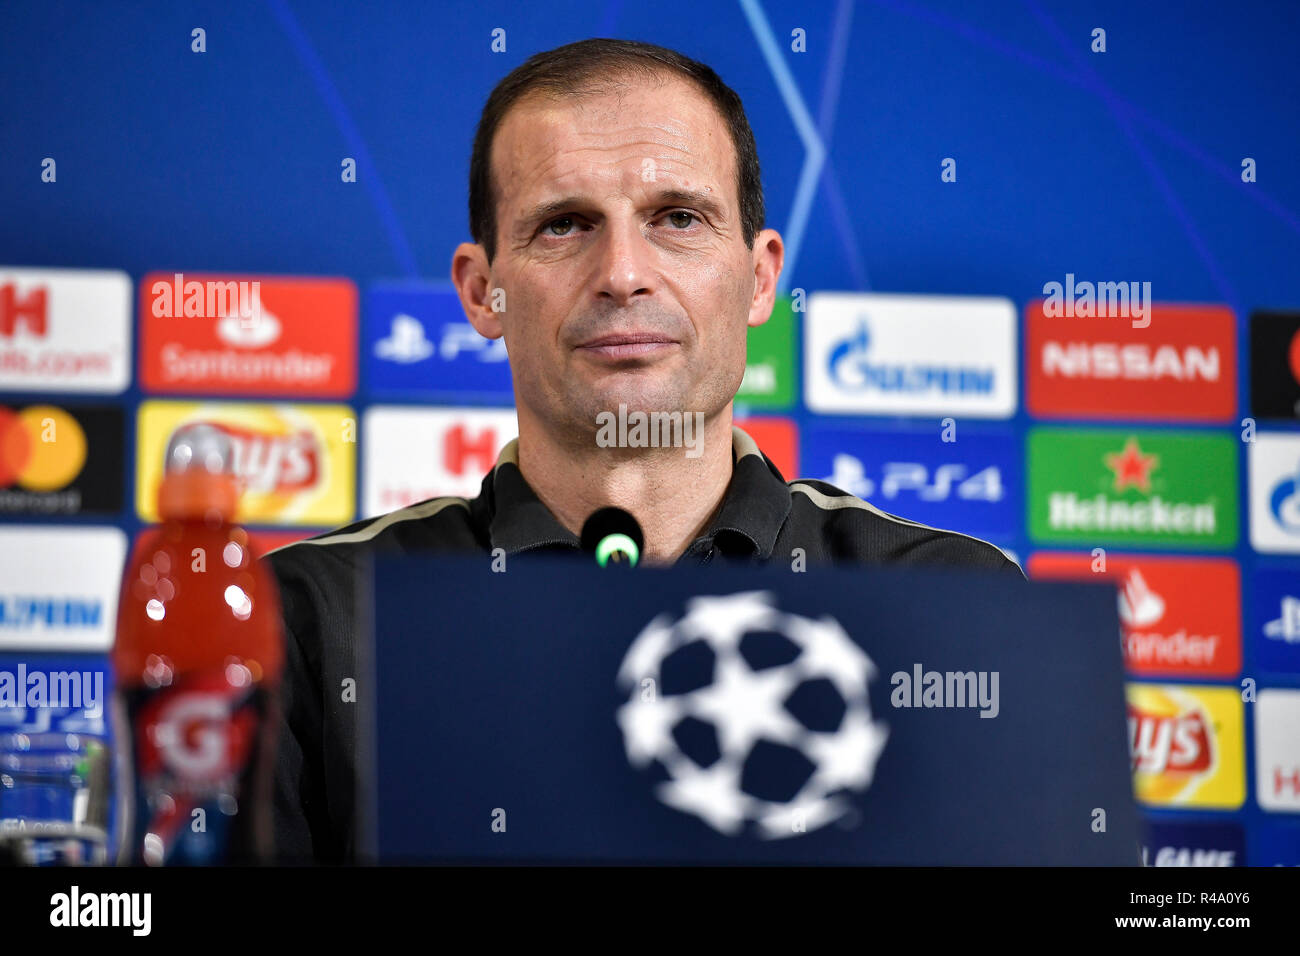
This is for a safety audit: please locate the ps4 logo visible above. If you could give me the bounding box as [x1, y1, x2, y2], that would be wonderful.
[824, 455, 1004, 502]
[1264, 595, 1300, 644]
[373, 314, 507, 365]
[440, 323, 508, 363]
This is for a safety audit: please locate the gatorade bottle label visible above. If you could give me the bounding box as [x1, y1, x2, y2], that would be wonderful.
[124, 669, 270, 865]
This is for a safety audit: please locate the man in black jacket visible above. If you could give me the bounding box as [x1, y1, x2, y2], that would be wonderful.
[265, 38, 1023, 863]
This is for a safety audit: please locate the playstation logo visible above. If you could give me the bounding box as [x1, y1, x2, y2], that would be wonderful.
[374, 314, 434, 364]
[1264, 595, 1300, 644]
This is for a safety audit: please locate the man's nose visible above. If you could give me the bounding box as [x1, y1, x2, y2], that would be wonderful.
[595, 217, 654, 305]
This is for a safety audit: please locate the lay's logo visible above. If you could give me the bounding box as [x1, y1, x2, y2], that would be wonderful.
[1129, 706, 1211, 774]
[1125, 684, 1244, 809]
[136, 401, 355, 526]
[213, 422, 319, 494]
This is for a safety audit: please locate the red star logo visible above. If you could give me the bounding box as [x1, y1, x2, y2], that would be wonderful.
[1104, 437, 1159, 493]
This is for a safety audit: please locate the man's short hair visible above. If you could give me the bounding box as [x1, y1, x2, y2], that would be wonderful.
[468, 37, 765, 264]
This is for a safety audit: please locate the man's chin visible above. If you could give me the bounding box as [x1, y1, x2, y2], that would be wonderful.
[579, 389, 696, 421]
[567, 367, 684, 411]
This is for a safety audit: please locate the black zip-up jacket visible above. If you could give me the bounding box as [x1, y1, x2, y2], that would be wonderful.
[263, 426, 1024, 862]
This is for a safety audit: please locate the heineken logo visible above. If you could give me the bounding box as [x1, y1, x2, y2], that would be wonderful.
[1029, 428, 1238, 548]
[1105, 437, 1159, 492]
[1047, 491, 1217, 536]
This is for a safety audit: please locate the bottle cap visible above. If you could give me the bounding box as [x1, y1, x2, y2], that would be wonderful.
[156, 423, 240, 521]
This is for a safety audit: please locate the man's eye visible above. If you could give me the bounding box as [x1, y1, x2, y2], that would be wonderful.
[539, 211, 697, 237]
[542, 217, 577, 237]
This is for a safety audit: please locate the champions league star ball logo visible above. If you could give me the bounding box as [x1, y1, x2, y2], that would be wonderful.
[615, 591, 888, 839]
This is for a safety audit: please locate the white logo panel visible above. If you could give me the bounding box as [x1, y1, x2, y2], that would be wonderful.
[0, 267, 132, 393]
[0, 526, 127, 651]
[804, 292, 1017, 418]
[362, 406, 518, 516]
[1256, 689, 1300, 812]
[1248, 433, 1300, 554]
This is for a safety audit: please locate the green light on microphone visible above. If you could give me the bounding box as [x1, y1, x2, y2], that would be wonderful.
[595, 533, 640, 568]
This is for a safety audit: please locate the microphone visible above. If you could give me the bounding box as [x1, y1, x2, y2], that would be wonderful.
[580, 507, 644, 568]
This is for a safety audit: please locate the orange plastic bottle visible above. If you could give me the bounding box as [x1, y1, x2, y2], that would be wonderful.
[111, 423, 283, 865]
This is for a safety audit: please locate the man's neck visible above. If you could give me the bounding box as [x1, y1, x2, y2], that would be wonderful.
[515, 409, 736, 565]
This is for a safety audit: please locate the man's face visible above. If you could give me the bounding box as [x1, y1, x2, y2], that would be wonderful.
[456, 74, 782, 441]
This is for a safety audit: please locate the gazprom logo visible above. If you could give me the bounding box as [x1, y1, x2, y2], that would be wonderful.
[827, 319, 996, 395]
[0, 596, 103, 629]
[1268, 459, 1300, 535]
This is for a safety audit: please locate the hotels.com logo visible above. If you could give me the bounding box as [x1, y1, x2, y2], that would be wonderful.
[361, 406, 517, 515]
[1256, 690, 1300, 812]
[140, 273, 357, 398]
[0, 281, 47, 336]
[0, 268, 132, 393]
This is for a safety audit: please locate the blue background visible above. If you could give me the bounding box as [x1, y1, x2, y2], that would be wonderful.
[3, 0, 1297, 312]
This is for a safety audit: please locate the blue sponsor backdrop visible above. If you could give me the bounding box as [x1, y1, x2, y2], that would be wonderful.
[364, 281, 514, 401]
[1141, 821, 1246, 867]
[1251, 820, 1300, 867]
[0, 653, 114, 864]
[1, 0, 1299, 864]
[1252, 570, 1300, 676]
[802, 424, 1020, 544]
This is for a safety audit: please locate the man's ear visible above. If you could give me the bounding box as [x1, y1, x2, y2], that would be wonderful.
[747, 228, 785, 329]
[451, 241, 504, 339]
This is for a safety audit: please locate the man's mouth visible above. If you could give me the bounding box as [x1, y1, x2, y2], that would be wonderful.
[576, 332, 680, 360]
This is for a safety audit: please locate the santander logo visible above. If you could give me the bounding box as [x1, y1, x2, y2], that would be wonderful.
[140, 273, 356, 397]
[1118, 568, 1166, 627]
[215, 287, 282, 349]
[1027, 553, 1241, 678]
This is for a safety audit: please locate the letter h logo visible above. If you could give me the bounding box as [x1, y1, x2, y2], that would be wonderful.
[0, 283, 47, 337]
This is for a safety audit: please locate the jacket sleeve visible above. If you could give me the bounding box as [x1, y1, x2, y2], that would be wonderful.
[265, 551, 343, 863]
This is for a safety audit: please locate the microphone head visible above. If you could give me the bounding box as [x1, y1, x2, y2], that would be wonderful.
[580, 506, 644, 568]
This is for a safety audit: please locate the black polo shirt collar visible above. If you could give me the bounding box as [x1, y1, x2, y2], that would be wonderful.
[482, 426, 793, 562]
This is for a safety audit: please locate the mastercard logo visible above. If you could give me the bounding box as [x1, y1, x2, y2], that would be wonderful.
[0, 405, 88, 491]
